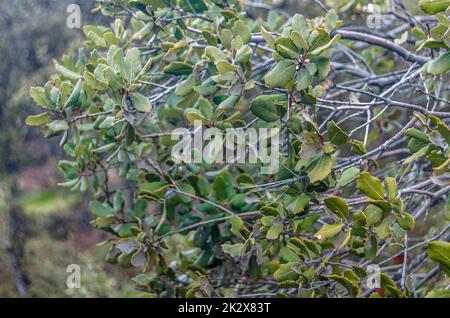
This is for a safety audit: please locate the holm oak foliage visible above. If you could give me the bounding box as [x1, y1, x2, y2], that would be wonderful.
[28, 0, 450, 298]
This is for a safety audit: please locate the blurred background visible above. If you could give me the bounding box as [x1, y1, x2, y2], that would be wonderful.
[0, 0, 138, 297]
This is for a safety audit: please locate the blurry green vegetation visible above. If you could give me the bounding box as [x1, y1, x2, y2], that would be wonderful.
[24, 237, 137, 297]
[0, 0, 447, 298]
[0, 0, 135, 297]
[19, 189, 77, 216]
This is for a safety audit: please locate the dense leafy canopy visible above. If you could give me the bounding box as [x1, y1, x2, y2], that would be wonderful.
[28, 0, 450, 298]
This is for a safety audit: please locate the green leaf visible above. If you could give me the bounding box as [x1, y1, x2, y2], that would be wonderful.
[163, 61, 193, 76]
[229, 216, 246, 238]
[131, 93, 152, 112]
[54, 62, 81, 80]
[44, 120, 69, 138]
[179, 0, 207, 13]
[220, 29, 233, 49]
[391, 196, 404, 213]
[299, 132, 322, 160]
[291, 14, 309, 41]
[260, 24, 275, 39]
[218, 95, 240, 110]
[308, 28, 330, 52]
[444, 195, 450, 221]
[430, 23, 448, 42]
[368, 199, 392, 213]
[250, 94, 287, 122]
[30, 87, 49, 107]
[222, 243, 245, 258]
[412, 27, 427, 40]
[430, 116, 450, 144]
[296, 68, 312, 90]
[336, 167, 360, 188]
[178, 183, 196, 203]
[124, 48, 142, 83]
[232, 20, 251, 44]
[287, 116, 303, 134]
[301, 91, 317, 106]
[144, 0, 175, 9]
[365, 235, 378, 259]
[177, 91, 200, 109]
[133, 22, 154, 41]
[198, 98, 213, 119]
[290, 31, 308, 51]
[384, 177, 398, 201]
[428, 241, 450, 275]
[63, 79, 82, 109]
[396, 212, 415, 231]
[175, 77, 196, 97]
[273, 262, 300, 281]
[364, 205, 384, 227]
[404, 144, 433, 164]
[263, 60, 296, 88]
[287, 194, 310, 215]
[428, 51, 450, 75]
[92, 142, 116, 154]
[419, 0, 450, 15]
[132, 273, 155, 286]
[314, 223, 344, 240]
[87, 31, 107, 47]
[375, 216, 393, 240]
[266, 218, 284, 240]
[89, 200, 114, 217]
[214, 171, 234, 201]
[139, 182, 169, 199]
[311, 56, 331, 81]
[405, 128, 429, 143]
[235, 45, 252, 64]
[216, 60, 236, 74]
[300, 238, 322, 259]
[276, 43, 300, 60]
[280, 246, 301, 262]
[350, 139, 367, 155]
[103, 32, 118, 47]
[205, 46, 227, 63]
[325, 9, 339, 29]
[202, 30, 217, 47]
[379, 273, 403, 298]
[58, 160, 78, 179]
[26, 112, 49, 126]
[324, 196, 349, 219]
[308, 154, 333, 183]
[185, 108, 208, 125]
[50, 87, 60, 106]
[352, 211, 367, 227]
[338, 229, 352, 250]
[80, 176, 89, 192]
[357, 172, 385, 200]
[323, 275, 358, 297]
[59, 178, 79, 190]
[327, 120, 348, 146]
[83, 70, 109, 90]
[310, 34, 341, 55]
